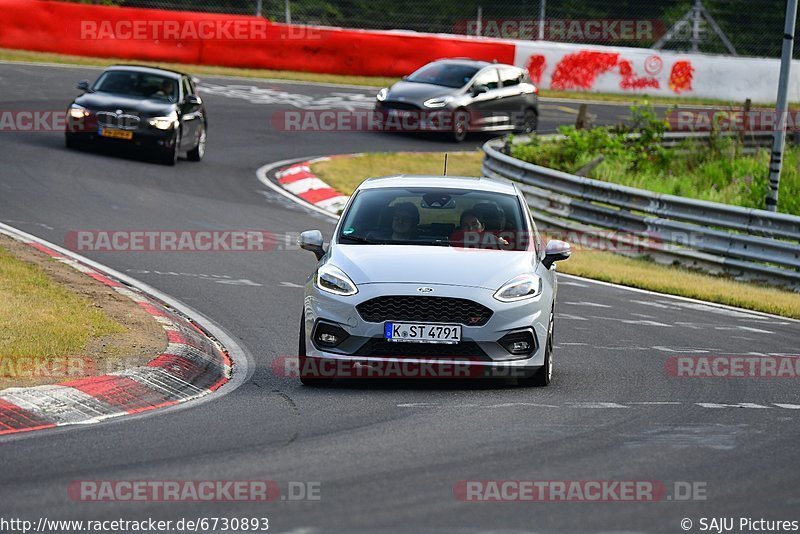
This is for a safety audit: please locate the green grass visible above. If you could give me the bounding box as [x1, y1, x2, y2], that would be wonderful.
[3, 47, 797, 107]
[311, 151, 800, 319]
[312, 151, 484, 193]
[0, 245, 124, 359]
[511, 131, 800, 216]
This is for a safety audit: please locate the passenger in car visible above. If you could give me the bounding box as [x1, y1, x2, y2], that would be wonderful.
[451, 209, 510, 249]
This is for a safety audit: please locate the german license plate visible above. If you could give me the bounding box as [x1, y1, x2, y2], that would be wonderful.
[384, 322, 461, 344]
[98, 127, 133, 140]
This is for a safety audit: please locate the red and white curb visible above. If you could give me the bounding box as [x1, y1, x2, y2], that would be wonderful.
[274, 156, 351, 215]
[0, 225, 242, 436]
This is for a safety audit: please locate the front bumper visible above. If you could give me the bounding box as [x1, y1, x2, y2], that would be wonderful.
[302, 281, 552, 378]
[66, 119, 177, 150]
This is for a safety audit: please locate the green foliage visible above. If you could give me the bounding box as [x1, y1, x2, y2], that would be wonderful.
[510, 104, 800, 215]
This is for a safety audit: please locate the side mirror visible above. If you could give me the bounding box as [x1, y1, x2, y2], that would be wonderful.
[185, 95, 201, 106]
[298, 230, 325, 260]
[471, 85, 488, 96]
[77, 80, 90, 92]
[542, 240, 571, 269]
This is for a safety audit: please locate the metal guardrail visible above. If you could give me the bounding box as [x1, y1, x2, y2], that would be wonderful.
[481, 132, 800, 288]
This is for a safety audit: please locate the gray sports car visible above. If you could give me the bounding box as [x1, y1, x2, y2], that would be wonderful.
[297, 175, 570, 387]
[375, 58, 539, 141]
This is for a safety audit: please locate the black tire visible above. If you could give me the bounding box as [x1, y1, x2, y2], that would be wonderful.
[452, 109, 470, 143]
[519, 310, 553, 387]
[187, 125, 206, 162]
[298, 315, 334, 387]
[160, 129, 180, 166]
[65, 133, 81, 150]
[515, 108, 538, 134]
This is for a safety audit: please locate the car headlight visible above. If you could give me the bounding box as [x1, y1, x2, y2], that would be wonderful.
[494, 274, 542, 302]
[315, 264, 358, 296]
[423, 96, 454, 108]
[148, 112, 178, 130]
[376, 88, 388, 102]
[68, 105, 90, 119]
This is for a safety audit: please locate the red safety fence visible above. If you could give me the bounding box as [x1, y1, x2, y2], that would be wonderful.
[0, 0, 515, 76]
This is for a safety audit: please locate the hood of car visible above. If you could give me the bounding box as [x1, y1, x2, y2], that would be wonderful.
[386, 81, 459, 104]
[329, 244, 536, 290]
[73, 92, 176, 116]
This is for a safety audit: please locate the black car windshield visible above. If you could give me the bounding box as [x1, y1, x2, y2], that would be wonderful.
[405, 63, 480, 88]
[338, 186, 531, 251]
[93, 71, 179, 102]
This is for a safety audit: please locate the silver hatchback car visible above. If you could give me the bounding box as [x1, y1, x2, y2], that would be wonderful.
[297, 176, 570, 387]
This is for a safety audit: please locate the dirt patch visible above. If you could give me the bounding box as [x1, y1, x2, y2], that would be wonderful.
[0, 233, 167, 390]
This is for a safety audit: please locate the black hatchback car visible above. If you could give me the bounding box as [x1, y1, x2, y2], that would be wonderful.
[65, 65, 207, 165]
[375, 59, 538, 142]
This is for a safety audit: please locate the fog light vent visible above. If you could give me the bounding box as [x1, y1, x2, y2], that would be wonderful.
[498, 331, 537, 355]
[313, 322, 349, 348]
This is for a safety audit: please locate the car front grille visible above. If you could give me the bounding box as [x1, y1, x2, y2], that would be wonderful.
[381, 100, 421, 111]
[96, 112, 140, 130]
[354, 338, 488, 359]
[356, 296, 493, 326]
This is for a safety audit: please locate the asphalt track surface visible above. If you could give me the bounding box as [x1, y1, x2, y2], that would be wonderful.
[0, 62, 798, 533]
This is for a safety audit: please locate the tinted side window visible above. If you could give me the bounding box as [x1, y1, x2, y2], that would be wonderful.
[181, 77, 192, 99]
[473, 69, 499, 90]
[500, 68, 523, 87]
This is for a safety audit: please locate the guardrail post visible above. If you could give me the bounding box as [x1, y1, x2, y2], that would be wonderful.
[575, 104, 589, 130]
[737, 98, 751, 154]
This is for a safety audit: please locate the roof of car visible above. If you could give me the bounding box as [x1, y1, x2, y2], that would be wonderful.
[434, 58, 516, 69]
[357, 175, 518, 194]
[105, 65, 185, 79]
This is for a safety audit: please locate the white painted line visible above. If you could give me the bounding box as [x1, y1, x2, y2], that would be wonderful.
[560, 273, 800, 324]
[557, 314, 588, 321]
[564, 301, 611, 308]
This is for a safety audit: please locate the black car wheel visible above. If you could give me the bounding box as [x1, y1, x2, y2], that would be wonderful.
[65, 133, 81, 150]
[453, 109, 470, 143]
[515, 108, 538, 135]
[519, 309, 553, 387]
[160, 128, 180, 166]
[187, 125, 206, 162]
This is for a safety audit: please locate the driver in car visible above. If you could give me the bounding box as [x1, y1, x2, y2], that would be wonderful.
[450, 209, 509, 248]
[368, 202, 420, 241]
[152, 79, 175, 99]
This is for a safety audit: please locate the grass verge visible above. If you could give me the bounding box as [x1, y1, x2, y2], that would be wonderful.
[0, 244, 123, 357]
[3, 47, 796, 108]
[0, 234, 166, 389]
[311, 151, 800, 319]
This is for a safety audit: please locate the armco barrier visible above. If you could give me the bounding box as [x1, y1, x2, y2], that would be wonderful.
[481, 133, 800, 288]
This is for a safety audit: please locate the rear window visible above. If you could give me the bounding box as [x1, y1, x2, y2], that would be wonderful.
[406, 63, 480, 88]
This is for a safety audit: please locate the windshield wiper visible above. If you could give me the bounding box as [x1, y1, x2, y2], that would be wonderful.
[339, 234, 380, 244]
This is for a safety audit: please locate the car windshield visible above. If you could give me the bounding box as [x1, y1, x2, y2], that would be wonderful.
[338, 186, 530, 251]
[93, 71, 179, 102]
[405, 63, 480, 88]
